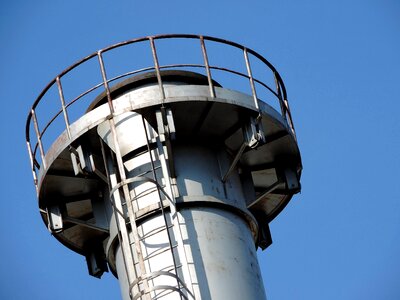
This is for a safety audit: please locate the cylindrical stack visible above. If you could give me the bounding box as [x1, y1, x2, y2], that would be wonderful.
[97, 103, 266, 299]
[25, 35, 302, 300]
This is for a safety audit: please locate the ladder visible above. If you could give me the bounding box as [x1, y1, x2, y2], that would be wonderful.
[104, 110, 195, 300]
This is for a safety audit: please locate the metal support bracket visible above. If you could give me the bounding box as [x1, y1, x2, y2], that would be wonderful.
[69, 144, 107, 182]
[86, 249, 109, 278]
[280, 167, 301, 193]
[244, 116, 265, 149]
[63, 216, 109, 233]
[47, 205, 63, 233]
[248, 166, 300, 208]
[248, 181, 280, 208]
[222, 117, 265, 182]
[156, 107, 176, 142]
[257, 221, 273, 250]
[156, 108, 176, 178]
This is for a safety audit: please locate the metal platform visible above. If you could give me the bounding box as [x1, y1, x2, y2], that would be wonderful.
[25, 34, 302, 300]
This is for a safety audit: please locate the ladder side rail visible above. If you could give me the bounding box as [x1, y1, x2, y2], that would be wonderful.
[141, 116, 185, 299]
[100, 138, 142, 298]
[153, 113, 196, 299]
[98, 50, 150, 299]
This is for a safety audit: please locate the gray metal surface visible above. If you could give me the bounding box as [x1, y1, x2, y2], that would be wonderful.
[25, 35, 302, 300]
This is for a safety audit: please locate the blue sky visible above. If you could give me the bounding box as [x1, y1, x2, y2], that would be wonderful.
[1, 1, 399, 299]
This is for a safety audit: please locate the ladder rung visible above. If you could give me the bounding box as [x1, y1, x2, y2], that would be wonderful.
[143, 243, 178, 261]
[132, 186, 159, 201]
[138, 224, 174, 241]
[130, 225, 174, 246]
[134, 165, 162, 178]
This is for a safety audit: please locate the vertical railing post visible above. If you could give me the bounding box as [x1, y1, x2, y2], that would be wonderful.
[200, 36, 216, 98]
[149, 37, 166, 102]
[97, 51, 114, 115]
[56, 76, 72, 139]
[26, 140, 38, 193]
[31, 109, 47, 170]
[285, 101, 296, 138]
[273, 73, 296, 137]
[274, 72, 287, 123]
[243, 48, 261, 118]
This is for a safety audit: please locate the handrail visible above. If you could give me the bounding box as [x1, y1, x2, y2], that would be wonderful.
[25, 34, 294, 186]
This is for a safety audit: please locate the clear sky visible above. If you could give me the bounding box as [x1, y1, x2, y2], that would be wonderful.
[1, 1, 399, 299]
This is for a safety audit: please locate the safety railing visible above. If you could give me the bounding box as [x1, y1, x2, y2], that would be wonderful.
[25, 34, 296, 189]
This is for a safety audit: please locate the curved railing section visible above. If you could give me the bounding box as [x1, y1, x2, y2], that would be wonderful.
[25, 34, 296, 190]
